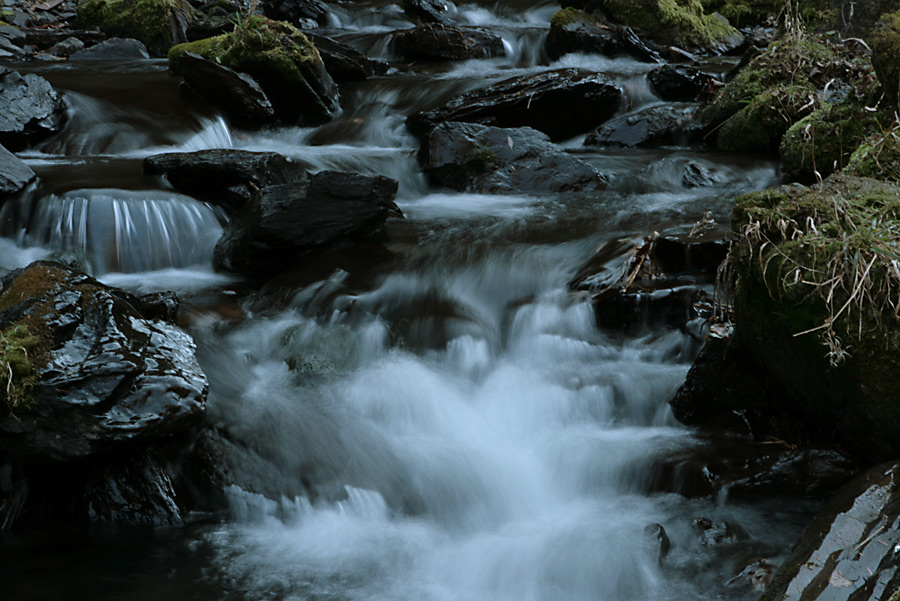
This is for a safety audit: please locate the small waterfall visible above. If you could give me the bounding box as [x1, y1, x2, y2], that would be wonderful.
[0, 188, 226, 274]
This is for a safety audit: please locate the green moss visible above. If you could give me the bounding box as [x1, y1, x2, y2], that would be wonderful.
[550, 7, 599, 28]
[470, 147, 496, 172]
[717, 83, 817, 152]
[77, 0, 187, 55]
[169, 16, 320, 86]
[0, 264, 66, 314]
[872, 10, 900, 107]
[846, 127, 900, 182]
[888, 587, 900, 601]
[780, 103, 882, 179]
[0, 324, 41, 410]
[594, 0, 740, 51]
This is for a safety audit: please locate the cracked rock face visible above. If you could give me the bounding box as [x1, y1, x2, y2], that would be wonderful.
[762, 462, 900, 601]
[0, 261, 208, 462]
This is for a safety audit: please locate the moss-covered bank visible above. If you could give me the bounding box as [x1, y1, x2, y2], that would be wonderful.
[731, 174, 900, 460]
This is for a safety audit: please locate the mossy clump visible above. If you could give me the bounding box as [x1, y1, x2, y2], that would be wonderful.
[169, 16, 320, 78]
[872, 10, 900, 108]
[733, 175, 900, 421]
[550, 7, 599, 28]
[593, 0, 741, 53]
[780, 102, 883, 180]
[77, 0, 189, 56]
[0, 324, 41, 410]
[703, 0, 780, 27]
[846, 127, 900, 182]
[717, 83, 818, 152]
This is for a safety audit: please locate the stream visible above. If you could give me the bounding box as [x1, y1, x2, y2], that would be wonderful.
[0, 2, 821, 600]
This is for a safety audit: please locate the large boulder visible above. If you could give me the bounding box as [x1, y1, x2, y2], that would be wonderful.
[144, 148, 308, 209]
[306, 33, 383, 81]
[0, 68, 68, 151]
[422, 121, 607, 193]
[392, 24, 505, 61]
[0, 261, 208, 461]
[408, 68, 622, 142]
[545, 8, 660, 62]
[76, 0, 192, 56]
[169, 17, 340, 125]
[727, 175, 900, 462]
[213, 170, 400, 274]
[760, 461, 900, 601]
[0, 144, 35, 198]
[588, 0, 743, 55]
[648, 64, 716, 101]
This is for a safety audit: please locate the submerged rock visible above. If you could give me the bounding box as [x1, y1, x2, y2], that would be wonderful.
[144, 148, 308, 209]
[169, 16, 339, 125]
[0, 68, 68, 151]
[408, 68, 622, 141]
[213, 171, 400, 275]
[76, 0, 192, 56]
[392, 24, 505, 61]
[0, 261, 208, 461]
[761, 461, 900, 601]
[422, 121, 607, 194]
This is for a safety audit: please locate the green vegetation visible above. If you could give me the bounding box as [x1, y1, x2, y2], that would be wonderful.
[717, 83, 818, 153]
[780, 103, 882, 180]
[593, 0, 740, 52]
[549, 7, 599, 28]
[872, 10, 900, 108]
[77, 0, 188, 55]
[847, 126, 900, 182]
[168, 15, 320, 87]
[734, 174, 900, 371]
[0, 325, 40, 410]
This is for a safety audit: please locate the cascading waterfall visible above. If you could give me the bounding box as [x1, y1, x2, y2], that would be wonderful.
[0, 1, 819, 600]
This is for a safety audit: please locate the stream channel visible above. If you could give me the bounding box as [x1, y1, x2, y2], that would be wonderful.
[0, 1, 822, 600]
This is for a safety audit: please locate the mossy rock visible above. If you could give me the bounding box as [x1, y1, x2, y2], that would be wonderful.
[872, 10, 900, 109]
[717, 83, 817, 152]
[169, 16, 339, 124]
[731, 174, 900, 461]
[77, 0, 191, 56]
[591, 0, 742, 54]
[780, 102, 882, 180]
[846, 128, 900, 182]
[550, 7, 600, 28]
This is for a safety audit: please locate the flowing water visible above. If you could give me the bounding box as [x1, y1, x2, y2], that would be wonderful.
[0, 2, 820, 600]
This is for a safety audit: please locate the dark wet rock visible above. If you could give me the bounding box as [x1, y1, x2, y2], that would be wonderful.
[584, 103, 698, 147]
[306, 33, 377, 81]
[422, 121, 607, 194]
[0, 35, 24, 57]
[0, 25, 26, 48]
[644, 523, 671, 565]
[408, 68, 622, 142]
[570, 231, 727, 334]
[178, 52, 275, 126]
[761, 461, 900, 601]
[0, 68, 68, 151]
[185, 14, 232, 41]
[727, 559, 775, 592]
[648, 64, 716, 101]
[693, 517, 749, 546]
[84, 446, 181, 525]
[0, 144, 36, 198]
[392, 24, 504, 62]
[0, 261, 208, 462]
[213, 171, 400, 275]
[403, 0, 453, 25]
[546, 8, 661, 62]
[47, 36, 85, 57]
[681, 161, 718, 187]
[23, 28, 106, 51]
[144, 149, 307, 209]
[169, 17, 340, 126]
[138, 291, 180, 324]
[69, 37, 149, 59]
[262, 0, 330, 27]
